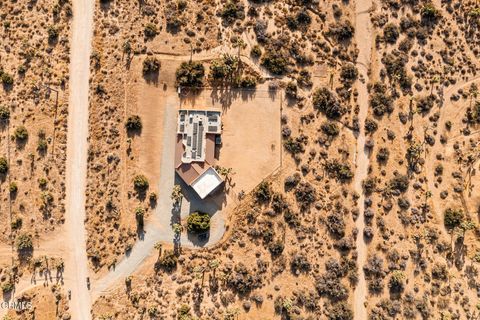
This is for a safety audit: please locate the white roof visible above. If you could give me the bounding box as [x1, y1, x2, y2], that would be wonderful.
[191, 167, 223, 199]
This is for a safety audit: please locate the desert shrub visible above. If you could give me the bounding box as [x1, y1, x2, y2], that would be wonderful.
[312, 88, 345, 119]
[420, 3, 440, 23]
[144, 23, 157, 38]
[14, 126, 28, 141]
[443, 208, 464, 229]
[1, 282, 14, 293]
[328, 20, 355, 41]
[315, 274, 348, 301]
[388, 174, 409, 193]
[290, 253, 311, 274]
[431, 263, 448, 280]
[155, 250, 177, 272]
[284, 173, 301, 190]
[324, 160, 353, 182]
[388, 271, 405, 293]
[326, 212, 345, 238]
[1, 72, 13, 86]
[209, 55, 239, 82]
[297, 69, 312, 87]
[239, 76, 257, 88]
[0, 106, 10, 121]
[261, 49, 288, 75]
[165, 2, 182, 30]
[143, 57, 160, 74]
[16, 233, 33, 251]
[294, 181, 316, 210]
[176, 61, 205, 88]
[364, 118, 378, 134]
[125, 115, 142, 132]
[362, 177, 377, 195]
[416, 95, 435, 114]
[253, 20, 268, 43]
[254, 181, 271, 203]
[11, 217, 22, 230]
[0, 157, 8, 174]
[382, 52, 411, 90]
[327, 302, 353, 320]
[220, 1, 245, 24]
[186, 211, 211, 233]
[9, 182, 18, 194]
[405, 142, 423, 169]
[466, 101, 480, 124]
[376, 147, 390, 163]
[47, 25, 58, 41]
[133, 175, 149, 191]
[370, 83, 393, 116]
[383, 23, 399, 43]
[321, 121, 339, 137]
[268, 241, 284, 257]
[271, 193, 288, 213]
[283, 134, 307, 155]
[340, 63, 357, 86]
[248, 46, 261, 61]
[38, 178, 47, 188]
[285, 82, 298, 99]
[226, 263, 260, 294]
[287, 9, 311, 30]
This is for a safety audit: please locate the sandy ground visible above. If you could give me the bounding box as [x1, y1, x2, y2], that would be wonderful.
[353, 0, 373, 318]
[63, 0, 95, 318]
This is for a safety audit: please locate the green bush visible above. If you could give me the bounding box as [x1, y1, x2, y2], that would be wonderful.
[142, 57, 160, 74]
[16, 233, 33, 251]
[9, 182, 17, 194]
[239, 76, 257, 88]
[444, 208, 464, 229]
[176, 61, 205, 88]
[144, 23, 158, 38]
[1, 281, 14, 293]
[0, 106, 10, 121]
[125, 115, 142, 131]
[0, 157, 8, 174]
[261, 49, 288, 75]
[14, 126, 28, 141]
[133, 175, 149, 191]
[1, 72, 14, 86]
[187, 211, 211, 233]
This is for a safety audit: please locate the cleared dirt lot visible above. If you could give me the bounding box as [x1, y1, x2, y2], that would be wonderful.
[127, 56, 281, 206]
[180, 84, 282, 197]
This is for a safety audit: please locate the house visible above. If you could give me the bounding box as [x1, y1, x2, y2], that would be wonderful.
[175, 110, 223, 199]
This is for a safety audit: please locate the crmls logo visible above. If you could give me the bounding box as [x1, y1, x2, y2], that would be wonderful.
[0, 301, 33, 310]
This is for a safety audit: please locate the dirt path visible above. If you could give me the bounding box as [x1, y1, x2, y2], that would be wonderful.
[63, 0, 95, 318]
[353, 0, 373, 318]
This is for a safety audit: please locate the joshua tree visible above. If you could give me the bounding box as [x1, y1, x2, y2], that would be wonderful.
[171, 185, 183, 207]
[154, 242, 162, 261]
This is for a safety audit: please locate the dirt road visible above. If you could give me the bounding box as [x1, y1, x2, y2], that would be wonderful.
[64, 0, 95, 318]
[353, 0, 373, 318]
